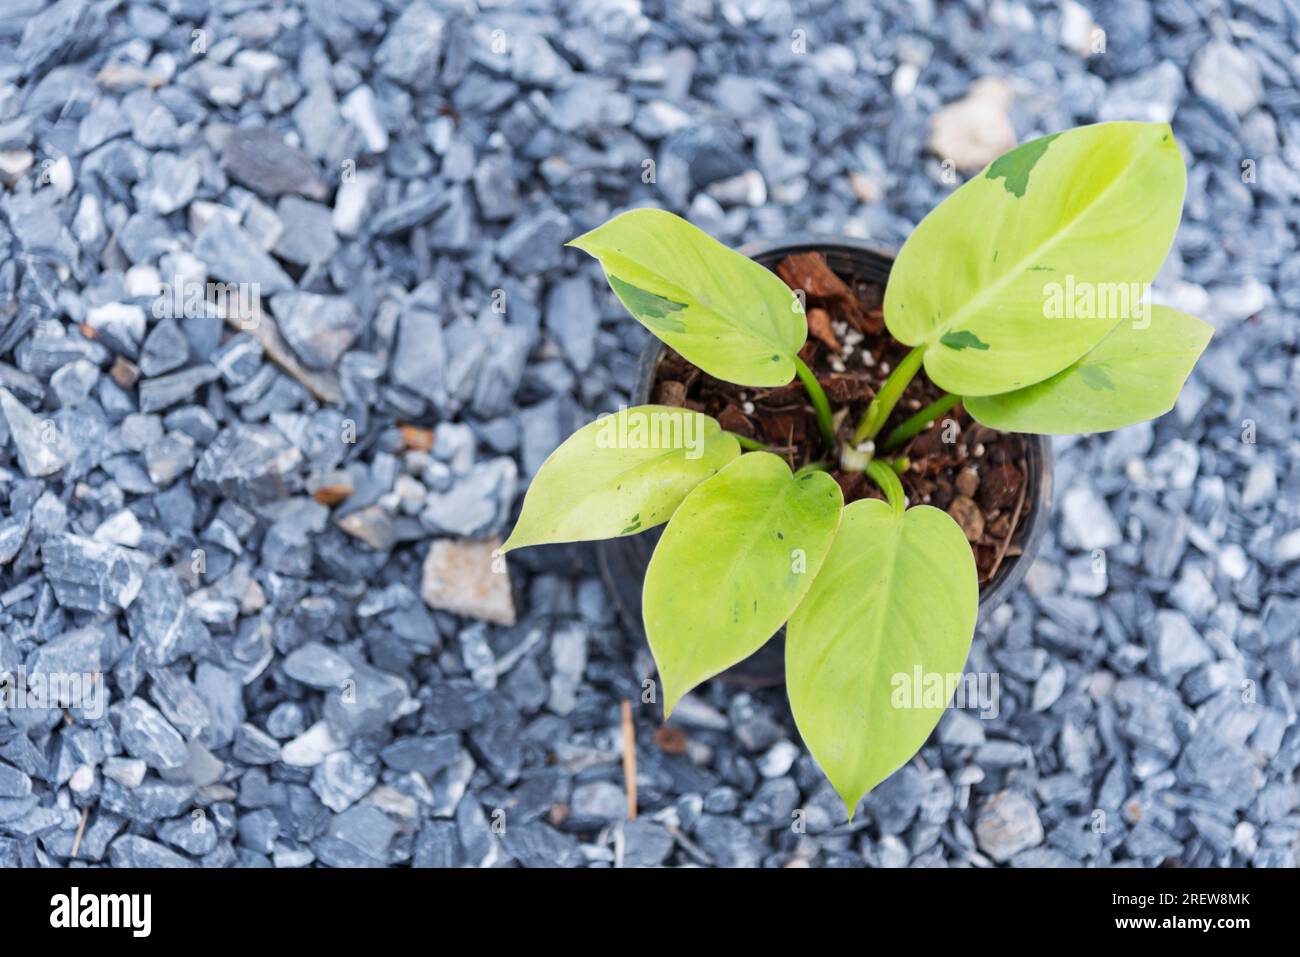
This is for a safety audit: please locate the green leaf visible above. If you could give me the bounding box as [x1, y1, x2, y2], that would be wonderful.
[643, 452, 843, 714]
[965, 306, 1212, 434]
[985, 132, 1060, 197]
[569, 208, 807, 387]
[885, 121, 1187, 396]
[501, 405, 740, 551]
[786, 499, 978, 819]
[939, 330, 990, 351]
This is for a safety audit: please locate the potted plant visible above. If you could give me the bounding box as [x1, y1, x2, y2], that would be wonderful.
[502, 121, 1211, 818]
[595, 238, 1055, 688]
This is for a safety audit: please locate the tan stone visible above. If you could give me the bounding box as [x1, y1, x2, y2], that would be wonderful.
[928, 77, 1017, 172]
[947, 494, 985, 543]
[336, 505, 395, 550]
[420, 537, 515, 626]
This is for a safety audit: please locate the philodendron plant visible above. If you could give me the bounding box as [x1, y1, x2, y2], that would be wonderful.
[502, 121, 1212, 818]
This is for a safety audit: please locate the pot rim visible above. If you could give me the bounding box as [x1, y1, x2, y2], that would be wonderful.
[623, 235, 1053, 618]
[740, 232, 901, 262]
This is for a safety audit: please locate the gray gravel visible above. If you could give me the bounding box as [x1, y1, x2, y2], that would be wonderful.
[0, 0, 1298, 868]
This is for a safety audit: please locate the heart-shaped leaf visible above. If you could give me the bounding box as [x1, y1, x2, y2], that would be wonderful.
[786, 499, 978, 818]
[643, 452, 843, 715]
[501, 406, 739, 551]
[569, 209, 807, 387]
[886, 121, 1186, 396]
[965, 305, 1212, 433]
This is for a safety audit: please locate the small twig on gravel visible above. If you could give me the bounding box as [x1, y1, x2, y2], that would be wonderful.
[665, 824, 714, 866]
[985, 476, 1028, 584]
[70, 806, 90, 859]
[223, 310, 343, 405]
[612, 823, 625, 869]
[620, 699, 638, 820]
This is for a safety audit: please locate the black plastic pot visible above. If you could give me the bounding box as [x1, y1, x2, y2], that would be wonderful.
[596, 236, 1054, 687]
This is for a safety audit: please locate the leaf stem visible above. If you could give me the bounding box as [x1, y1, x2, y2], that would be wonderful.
[852, 345, 926, 445]
[792, 354, 837, 452]
[728, 432, 770, 453]
[839, 442, 873, 472]
[881, 393, 961, 452]
[865, 459, 906, 516]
